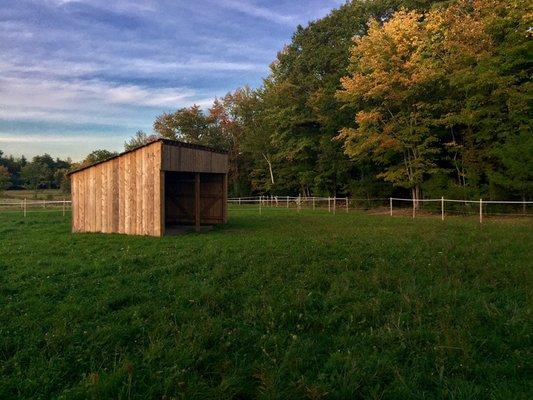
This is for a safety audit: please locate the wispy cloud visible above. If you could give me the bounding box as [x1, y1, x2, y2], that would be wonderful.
[216, 0, 297, 25]
[0, 133, 108, 144]
[0, 0, 341, 159]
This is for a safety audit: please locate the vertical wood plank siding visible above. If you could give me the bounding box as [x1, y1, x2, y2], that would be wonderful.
[71, 141, 163, 236]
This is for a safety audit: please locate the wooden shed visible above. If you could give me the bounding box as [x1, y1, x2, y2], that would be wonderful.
[69, 139, 228, 236]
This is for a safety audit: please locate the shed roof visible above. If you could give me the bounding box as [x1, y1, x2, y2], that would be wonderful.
[68, 138, 228, 176]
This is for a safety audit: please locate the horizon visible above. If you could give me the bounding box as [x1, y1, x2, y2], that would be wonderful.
[0, 0, 343, 161]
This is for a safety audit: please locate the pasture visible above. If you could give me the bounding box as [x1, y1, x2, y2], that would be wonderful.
[0, 210, 531, 399]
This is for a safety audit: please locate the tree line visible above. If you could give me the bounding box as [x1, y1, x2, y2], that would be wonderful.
[126, 0, 532, 202]
[0, 149, 118, 196]
[2, 0, 531, 202]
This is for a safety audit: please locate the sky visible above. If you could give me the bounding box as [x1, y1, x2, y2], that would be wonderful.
[0, 0, 344, 161]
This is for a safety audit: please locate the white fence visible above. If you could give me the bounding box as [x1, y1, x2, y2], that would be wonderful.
[0, 199, 71, 217]
[1, 196, 531, 223]
[228, 196, 531, 223]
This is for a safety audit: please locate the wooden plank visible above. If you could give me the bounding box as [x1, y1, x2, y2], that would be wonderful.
[106, 162, 113, 233]
[95, 164, 102, 232]
[153, 143, 162, 236]
[197, 150, 212, 172]
[101, 164, 108, 233]
[171, 146, 181, 171]
[79, 172, 85, 232]
[124, 154, 131, 234]
[128, 150, 135, 235]
[223, 173, 228, 223]
[211, 152, 228, 173]
[195, 172, 200, 232]
[135, 147, 143, 235]
[87, 168, 94, 232]
[147, 145, 155, 235]
[118, 155, 125, 233]
[161, 143, 171, 170]
[112, 158, 119, 232]
[180, 147, 195, 171]
[141, 146, 148, 235]
[71, 174, 77, 232]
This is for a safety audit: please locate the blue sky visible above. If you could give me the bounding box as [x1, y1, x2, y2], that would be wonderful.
[0, 0, 344, 161]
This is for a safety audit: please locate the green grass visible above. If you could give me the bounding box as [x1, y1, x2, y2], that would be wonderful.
[0, 210, 531, 399]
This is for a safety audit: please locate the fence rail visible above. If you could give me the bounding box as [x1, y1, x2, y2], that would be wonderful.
[1, 196, 531, 223]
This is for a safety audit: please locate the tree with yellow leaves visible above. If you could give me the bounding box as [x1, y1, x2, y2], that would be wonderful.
[337, 10, 443, 206]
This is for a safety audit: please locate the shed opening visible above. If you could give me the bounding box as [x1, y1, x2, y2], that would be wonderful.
[164, 171, 226, 233]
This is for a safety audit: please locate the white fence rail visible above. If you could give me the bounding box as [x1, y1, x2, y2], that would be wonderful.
[1, 196, 531, 223]
[0, 199, 71, 217]
[228, 196, 531, 223]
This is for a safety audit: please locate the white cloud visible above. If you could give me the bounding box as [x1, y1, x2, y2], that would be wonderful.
[0, 133, 108, 144]
[0, 76, 212, 109]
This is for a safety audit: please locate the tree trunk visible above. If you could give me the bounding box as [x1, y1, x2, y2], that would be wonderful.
[412, 185, 420, 210]
[262, 153, 274, 185]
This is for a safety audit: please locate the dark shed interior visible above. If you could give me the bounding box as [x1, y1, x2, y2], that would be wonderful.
[165, 171, 226, 231]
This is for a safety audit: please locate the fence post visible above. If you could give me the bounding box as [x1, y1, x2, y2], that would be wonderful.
[298, 195, 301, 213]
[286, 195, 289, 208]
[24, 198, 27, 217]
[259, 195, 262, 215]
[479, 198, 483, 224]
[333, 197, 336, 214]
[441, 196, 444, 221]
[312, 197, 315, 211]
[346, 197, 349, 213]
[412, 197, 415, 219]
[389, 197, 393, 216]
[239, 198, 241, 206]
[328, 197, 331, 213]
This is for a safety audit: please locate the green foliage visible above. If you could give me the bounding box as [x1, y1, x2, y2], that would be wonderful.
[153, 105, 231, 150]
[0, 211, 531, 398]
[82, 149, 119, 166]
[124, 130, 159, 151]
[336, 0, 531, 200]
[0, 165, 10, 193]
[20, 162, 52, 194]
[54, 168, 71, 194]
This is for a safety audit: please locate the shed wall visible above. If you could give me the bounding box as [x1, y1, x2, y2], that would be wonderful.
[71, 141, 163, 236]
[161, 144, 228, 173]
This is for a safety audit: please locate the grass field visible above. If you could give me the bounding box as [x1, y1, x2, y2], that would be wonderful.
[0, 210, 531, 399]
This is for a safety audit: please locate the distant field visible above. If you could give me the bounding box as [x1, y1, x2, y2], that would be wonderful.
[0, 210, 531, 399]
[1, 189, 68, 200]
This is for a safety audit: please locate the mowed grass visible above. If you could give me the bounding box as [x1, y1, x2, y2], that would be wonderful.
[0, 210, 531, 399]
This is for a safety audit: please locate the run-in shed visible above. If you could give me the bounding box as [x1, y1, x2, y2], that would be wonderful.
[69, 139, 228, 236]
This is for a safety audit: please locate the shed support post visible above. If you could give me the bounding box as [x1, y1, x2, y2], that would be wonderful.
[195, 173, 201, 232]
